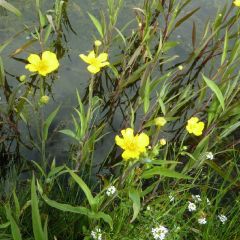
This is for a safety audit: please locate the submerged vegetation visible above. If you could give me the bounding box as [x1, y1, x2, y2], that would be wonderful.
[0, 0, 240, 239]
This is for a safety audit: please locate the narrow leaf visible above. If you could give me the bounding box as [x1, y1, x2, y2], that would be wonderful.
[0, 0, 22, 16]
[5, 205, 22, 240]
[203, 74, 225, 110]
[129, 189, 141, 223]
[31, 175, 45, 240]
[141, 167, 192, 179]
[88, 13, 104, 38]
[43, 106, 60, 141]
[42, 195, 113, 229]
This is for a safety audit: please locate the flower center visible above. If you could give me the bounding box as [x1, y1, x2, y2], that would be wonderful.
[37, 60, 49, 72]
[126, 139, 138, 151]
[89, 58, 100, 66]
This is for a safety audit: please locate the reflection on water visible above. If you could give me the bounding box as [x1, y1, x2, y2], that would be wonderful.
[0, 0, 224, 169]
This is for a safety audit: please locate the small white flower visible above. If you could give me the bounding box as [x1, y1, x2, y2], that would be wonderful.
[146, 206, 151, 211]
[91, 227, 102, 240]
[218, 214, 227, 224]
[188, 201, 197, 212]
[106, 186, 117, 196]
[198, 217, 207, 225]
[207, 198, 211, 206]
[192, 194, 202, 203]
[169, 195, 175, 202]
[206, 152, 214, 160]
[151, 225, 169, 240]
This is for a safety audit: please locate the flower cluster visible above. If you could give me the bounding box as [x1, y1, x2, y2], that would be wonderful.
[186, 117, 205, 136]
[188, 201, 197, 212]
[91, 227, 102, 240]
[218, 214, 227, 224]
[192, 194, 202, 203]
[151, 225, 169, 240]
[205, 152, 214, 160]
[115, 128, 149, 160]
[106, 186, 117, 196]
[198, 217, 207, 225]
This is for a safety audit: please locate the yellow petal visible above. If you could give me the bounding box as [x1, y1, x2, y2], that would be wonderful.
[42, 51, 59, 72]
[42, 51, 56, 61]
[79, 54, 91, 64]
[88, 50, 96, 59]
[100, 61, 110, 67]
[97, 53, 108, 62]
[137, 132, 149, 148]
[27, 54, 40, 65]
[186, 125, 193, 134]
[38, 69, 48, 76]
[115, 135, 126, 149]
[25, 63, 38, 72]
[122, 150, 140, 160]
[87, 64, 100, 74]
[188, 117, 199, 124]
[121, 128, 134, 139]
[234, 0, 240, 6]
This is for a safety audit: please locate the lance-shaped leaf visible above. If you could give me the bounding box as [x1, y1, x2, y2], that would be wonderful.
[203, 74, 225, 110]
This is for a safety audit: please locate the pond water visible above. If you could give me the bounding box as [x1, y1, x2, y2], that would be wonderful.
[0, 0, 224, 168]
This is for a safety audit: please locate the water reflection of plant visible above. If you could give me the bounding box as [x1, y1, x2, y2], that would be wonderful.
[0, 0, 240, 240]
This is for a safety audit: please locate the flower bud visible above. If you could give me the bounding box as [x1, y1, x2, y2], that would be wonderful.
[94, 40, 102, 47]
[159, 138, 167, 146]
[19, 75, 27, 82]
[40, 95, 50, 105]
[178, 65, 183, 70]
[154, 117, 167, 127]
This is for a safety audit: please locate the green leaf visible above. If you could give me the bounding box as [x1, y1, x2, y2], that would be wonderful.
[203, 74, 225, 110]
[88, 13, 104, 38]
[174, 7, 200, 29]
[162, 41, 179, 52]
[0, 57, 5, 87]
[42, 195, 113, 229]
[43, 106, 60, 141]
[13, 190, 20, 221]
[0, 0, 22, 16]
[59, 129, 79, 141]
[66, 168, 95, 208]
[5, 205, 22, 240]
[141, 167, 192, 179]
[143, 77, 150, 113]
[221, 30, 228, 65]
[31, 175, 45, 240]
[220, 121, 240, 138]
[0, 222, 10, 229]
[129, 189, 141, 223]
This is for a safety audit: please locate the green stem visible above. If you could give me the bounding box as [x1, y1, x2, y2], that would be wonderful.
[40, 78, 46, 170]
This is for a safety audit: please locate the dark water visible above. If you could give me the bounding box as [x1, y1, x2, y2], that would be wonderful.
[0, 0, 224, 166]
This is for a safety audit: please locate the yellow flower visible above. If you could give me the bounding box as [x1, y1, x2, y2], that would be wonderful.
[79, 50, 109, 74]
[159, 138, 167, 146]
[186, 117, 204, 136]
[94, 40, 102, 47]
[115, 128, 149, 160]
[25, 51, 59, 76]
[234, 0, 240, 6]
[154, 117, 167, 127]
